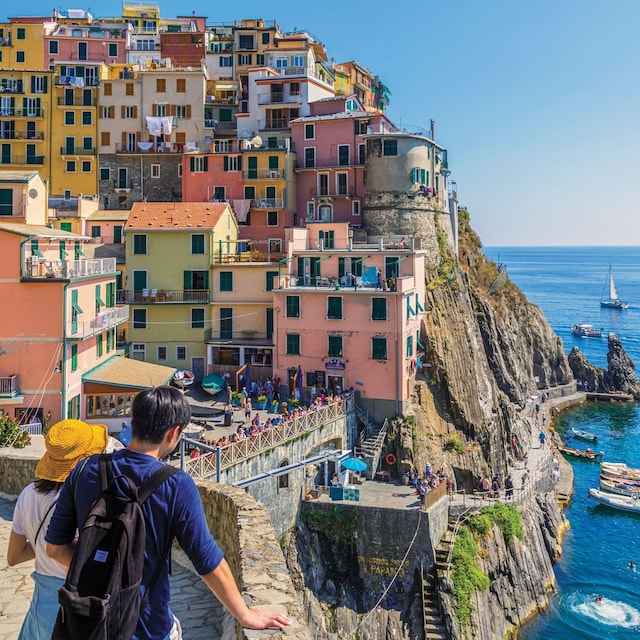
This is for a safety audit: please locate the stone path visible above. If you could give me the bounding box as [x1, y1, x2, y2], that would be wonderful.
[0, 498, 224, 640]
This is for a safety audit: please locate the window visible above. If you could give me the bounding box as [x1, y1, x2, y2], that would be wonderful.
[304, 147, 315, 168]
[82, 161, 91, 172]
[71, 344, 78, 372]
[16, 51, 25, 63]
[352, 200, 360, 216]
[108, 43, 118, 57]
[151, 163, 160, 178]
[265, 270, 278, 292]
[338, 145, 350, 166]
[306, 201, 315, 218]
[101, 107, 113, 120]
[304, 123, 315, 140]
[256, 54, 264, 65]
[177, 164, 182, 177]
[176, 346, 187, 360]
[262, 32, 270, 45]
[220, 308, 233, 339]
[64, 111, 75, 125]
[156, 78, 166, 92]
[372, 298, 387, 320]
[372, 337, 388, 360]
[223, 155, 241, 171]
[176, 78, 186, 92]
[267, 211, 278, 226]
[96, 334, 103, 357]
[82, 111, 92, 125]
[358, 143, 366, 165]
[191, 234, 205, 254]
[191, 308, 205, 329]
[336, 173, 348, 196]
[133, 234, 147, 255]
[219, 107, 232, 121]
[103, 82, 112, 96]
[220, 56, 232, 67]
[275, 57, 288, 69]
[213, 186, 225, 201]
[175, 105, 186, 119]
[383, 139, 398, 156]
[286, 295, 300, 318]
[286, 333, 300, 356]
[157, 346, 167, 361]
[66, 160, 76, 172]
[49, 40, 59, 54]
[131, 343, 146, 361]
[123, 106, 135, 118]
[268, 239, 281, 253]
[17, 28, 25, 40]
[327, 296, 342, 319]
[293, 55, 305, 67]
[189, 156, 208, 172]
[238, 34, 254, 49]
[219, 271, 233, 291]
[328, 335, 343, 357]
[406, 335, 414, 358]
[133, 308, 147, 329]
[32, 76, 47, 93]
[238, 54, 252, 65]
[125, 83, 134, 96]
[278, 459, 289, 490]
[319, 229, 334, 249]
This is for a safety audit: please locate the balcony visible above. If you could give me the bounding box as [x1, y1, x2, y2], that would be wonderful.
[309, 189, 355, 199]
[112, 179, 134, 191]
[205, 96, 236, 104]
[115, 141, 193, 154]
[22, 257, 117, 280]
[204, 328, 271, 344]
[0, 37, 12, 47]
[66, 305, 130, 340]
[0, 131, 44, 140]
[0, 374, 19, 397]
[0, 108, 45, 118]
[57, 97, 97, 106]
[61, 146, 96, 155]
[0, 82, 23, 93]
[242, 169, 284, 180]
[300, 157, 363, 170]
[257, 93, 302, 105]
[120, 289, 210, 304]
[1, 155, 45, 165]
[252, 198, 283, 209]
[56, 76, 99, 87]
[261, 118, 290, 131]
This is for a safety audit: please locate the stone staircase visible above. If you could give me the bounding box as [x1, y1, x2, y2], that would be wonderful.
[354, 405, 387, 479]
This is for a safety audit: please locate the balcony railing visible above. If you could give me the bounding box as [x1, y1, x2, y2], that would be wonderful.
[0, 37, 12, 47]
[301, 157, 363, 169]
[0, 131, 44, 140]
[22, 257, 117, 280]
[257, 93, 302, 105]
[1, 155, 45, 165]
[252, 197, 283, 209]
[261, 119, 290, 131]
[115, 140, 195, 154]
[120, 289, 210, 304]
[0, 82, 23, 93]
[242, 169, 284, 180]
[0, 374, 19, 397]
[56, 76, 99, 87]
[0, 108, 45, 118]
[309, 189, 354, 199]
[66, 305, 130, 340]
[203, 328, 272, 343]
[61, 146, 96, 155]
[57, 97, 97, 106]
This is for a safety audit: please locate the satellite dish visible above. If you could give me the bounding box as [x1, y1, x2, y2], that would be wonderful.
[251, 135, 263, 148]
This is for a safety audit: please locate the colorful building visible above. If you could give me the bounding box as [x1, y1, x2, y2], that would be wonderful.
[272, 222, 426, 421]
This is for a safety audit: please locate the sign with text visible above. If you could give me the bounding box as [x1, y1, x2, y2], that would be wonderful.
[325, 359, 346, 371]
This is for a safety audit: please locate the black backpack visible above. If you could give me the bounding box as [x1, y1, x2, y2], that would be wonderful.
[52, 455, 178, 640]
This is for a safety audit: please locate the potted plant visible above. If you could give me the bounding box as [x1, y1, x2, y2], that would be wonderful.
[289, 398, 301, 409]
[231, 391, 242, 406]
[269, 399, 279, 413]
[256, 394, 268, 410]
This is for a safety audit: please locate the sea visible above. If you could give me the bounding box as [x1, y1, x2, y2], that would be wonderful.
[482, 246, 640, 639]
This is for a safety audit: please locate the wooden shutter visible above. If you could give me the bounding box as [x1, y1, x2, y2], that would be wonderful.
[186, 104, 191, 118]
[109, 106, 114, 118]
[101, 131, 110, 146]
[121, 105, 126, 118]
[132, 106, 137, 118]
[152, 104, 157, 116]
[104, 82, 112, 96]
[170, 104, 176, 116]
[121, 132, 127, 148]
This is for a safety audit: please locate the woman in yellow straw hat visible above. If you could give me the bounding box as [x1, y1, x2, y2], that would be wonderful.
[6, 419, 109, 640]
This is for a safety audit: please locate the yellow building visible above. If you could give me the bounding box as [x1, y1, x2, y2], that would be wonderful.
[0, 21, 46, 70]
[124, 202, 239, 377]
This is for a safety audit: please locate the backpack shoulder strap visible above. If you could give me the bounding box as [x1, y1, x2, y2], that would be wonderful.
[98, 454, 113, 492]
[34, 498, 58, 544]
[138, 464, 178, 504]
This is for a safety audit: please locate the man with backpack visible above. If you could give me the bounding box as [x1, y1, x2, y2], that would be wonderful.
[45, 386, 290, 640]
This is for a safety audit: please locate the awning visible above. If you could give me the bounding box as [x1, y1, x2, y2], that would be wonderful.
[82, 355, 176, 389]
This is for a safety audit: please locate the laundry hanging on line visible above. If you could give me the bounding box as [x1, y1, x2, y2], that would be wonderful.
[145, 115, 173, 137]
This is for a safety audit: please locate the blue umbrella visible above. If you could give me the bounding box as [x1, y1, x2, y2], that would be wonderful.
[296, 365, 304, 399]
[341, 457, 367, 472]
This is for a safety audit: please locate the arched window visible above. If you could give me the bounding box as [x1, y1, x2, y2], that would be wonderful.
[278, 459, 289, 489]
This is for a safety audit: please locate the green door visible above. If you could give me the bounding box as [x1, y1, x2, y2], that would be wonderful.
[133, 270, 147, 290]
[114, 226, 122, 243]
[247, 156, 257, 179]
[266, 186, 276, 206]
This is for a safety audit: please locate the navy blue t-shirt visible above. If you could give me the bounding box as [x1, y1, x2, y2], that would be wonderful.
[46, 449, 224, 640]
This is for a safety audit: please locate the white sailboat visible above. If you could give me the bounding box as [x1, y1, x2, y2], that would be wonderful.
[600, 264, 628, 309]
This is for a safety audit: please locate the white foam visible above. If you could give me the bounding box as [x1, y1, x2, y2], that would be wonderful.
[574, 596, 640, 629]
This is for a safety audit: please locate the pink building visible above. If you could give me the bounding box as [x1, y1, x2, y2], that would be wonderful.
[290, 96, 394, 227]
[272, 222, 425, 421]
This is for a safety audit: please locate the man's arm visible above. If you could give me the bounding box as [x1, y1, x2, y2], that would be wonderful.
[7, 530, 35, 566]
[201, 558, 291, 630]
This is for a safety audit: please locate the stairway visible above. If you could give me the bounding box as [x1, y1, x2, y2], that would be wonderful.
[354, 405, 387, 479]
[422, 566, 449, 640]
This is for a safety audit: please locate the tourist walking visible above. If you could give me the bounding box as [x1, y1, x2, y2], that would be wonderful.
[539, 430, 546, 448]
[505, 474, 514, 500]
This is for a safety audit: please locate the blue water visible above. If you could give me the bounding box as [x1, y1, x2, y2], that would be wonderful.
[483, 247, 640, 640]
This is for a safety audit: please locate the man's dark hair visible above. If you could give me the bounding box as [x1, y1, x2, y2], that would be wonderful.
[131, 386, 191, 444]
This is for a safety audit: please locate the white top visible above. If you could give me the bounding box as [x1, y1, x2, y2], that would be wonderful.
[12, 483, 67, 578]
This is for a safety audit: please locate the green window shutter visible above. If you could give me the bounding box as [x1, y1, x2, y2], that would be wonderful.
[71, 289, 83, 314]
[203, 270, 209, 290]
[59, 241, 67, 260]
[268, 155, 278, 169]
[219, 271, 233, 291]
[220, 308, 233, 339]
[91, 225, 101, 237]
[74, 241, 84, 259]
[385, 256, 399, 278]
[71, 344, 77, 371]
[106, 330, 113, 352]
[31, 240, 44, 257]
[191, 308, 205, 329]
[133, 270, 147, 291]
[415, 293, 424, 313]
[31, 76, 35, 93]
[327, 296, 342, 319]
[133, 308, 146, 329]
[183, 270, 192, 291]
[354, 258, 363, 277]
[105, 282, 114, 307]
[286, 333, 300, 355]
[372, 297, 387, 320]
[203, 157, 208, 172]
[426, 171, 430, 187]
[328, 335, 342, 357]
[133, 235, 146, 254]
[223, 155, 229, 171]
[190, 156, 195, 171]
[406, 336, 413, 357]
[297, 257, 304, 282]
[97, 334, 103, 357]
[286, 295, 299, 318]
[95, 284, 105, 308]
[191, 234, 205, 254]
[61, 222, 72, 232]
[338, 258, 345, 278]
[265, 270, 278, 292]
[42, 76, 47, 93]
[372, 337, 387, 360]
[407, 296, 415, 316]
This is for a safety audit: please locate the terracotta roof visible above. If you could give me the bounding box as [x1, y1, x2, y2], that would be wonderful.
[0, 222, 88, 239]
[125, 202, 229, 230]
[82, 355, 176, 389]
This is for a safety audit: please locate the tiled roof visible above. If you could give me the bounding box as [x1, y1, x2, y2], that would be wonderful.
[0, 222, 88, 239]
[125, 202, 229, 230]
[82, 355, 176, 389]
[291, 111, 372, 123]
[0, 171, 40, 183]
[86, 209, 131, 221]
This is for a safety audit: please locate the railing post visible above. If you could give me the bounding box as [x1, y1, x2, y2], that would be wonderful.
[216, 446, 221, 483]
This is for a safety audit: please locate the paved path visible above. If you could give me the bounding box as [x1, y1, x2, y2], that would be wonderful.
[0, 498, 224, 640]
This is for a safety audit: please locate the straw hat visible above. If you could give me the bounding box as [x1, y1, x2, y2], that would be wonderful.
[35, 419, 108, 482]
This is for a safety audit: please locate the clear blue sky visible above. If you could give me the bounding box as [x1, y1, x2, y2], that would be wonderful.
[10, 0, 640, 246]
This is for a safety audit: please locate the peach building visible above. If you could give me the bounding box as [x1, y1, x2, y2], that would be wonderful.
[272, 222, 426, 421]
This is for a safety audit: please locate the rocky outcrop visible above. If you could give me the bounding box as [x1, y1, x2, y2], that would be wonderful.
[568, 333, 640, 398]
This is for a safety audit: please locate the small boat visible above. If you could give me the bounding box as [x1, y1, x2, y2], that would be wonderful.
[173, 370, 195, 387]
[571, 323, 603, 338]
[557, 445, 603, 460]
[201, 372, 226, 396]
[600, 478, 638, 497]
[601, 472, 640, 487]
[600, 264, 628, 309]
[601, 462, 640, 479]
[588, 488, 640, 513]
[571, 427, 598, 442]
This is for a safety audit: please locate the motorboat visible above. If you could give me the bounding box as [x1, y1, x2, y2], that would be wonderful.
[600, 472, 640, 487]
[588, 488, 640, 514]
[571, 427, 598, 442]
[600, 478, 638, 497]
[601, 461, 640, 479]
[201, 372, 226, 395]
[600, 264, 628, 309]
[173, 370, 195, 387]
[557, 445, 603, 461]
[571, 323, 602, 338]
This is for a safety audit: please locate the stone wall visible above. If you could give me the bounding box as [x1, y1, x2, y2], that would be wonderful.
[0, 454, 38, 496]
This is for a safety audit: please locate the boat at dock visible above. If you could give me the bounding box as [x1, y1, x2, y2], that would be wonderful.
[600, 478, 639, 497]
[173, 370, 195, 387]
[600, 264, 628, 309]
[571, 323, 602, 338]
[571, 427, 598, 442]
[557, 445, 603, 460]
[588, 488, 640, 513]
[600, 472, 640, 487]
[201, 372, 226, 395]
[600, 461, 640, 479]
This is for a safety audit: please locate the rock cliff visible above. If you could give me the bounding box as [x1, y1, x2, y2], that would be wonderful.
[568, 333, 640, 398]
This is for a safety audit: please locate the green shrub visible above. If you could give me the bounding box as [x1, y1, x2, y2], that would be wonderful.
[481, 502, 524, 544]
[0, 414, 31, 448]
[468, 513, 491, 538]
[444, 435, 465, 454]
